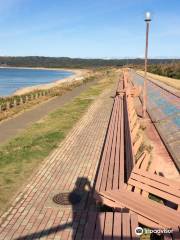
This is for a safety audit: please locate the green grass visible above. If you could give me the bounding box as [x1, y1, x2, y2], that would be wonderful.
[0, 76, 95, 122]
[0, 69, 117, 215]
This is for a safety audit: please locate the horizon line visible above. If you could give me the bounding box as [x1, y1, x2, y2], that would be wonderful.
[0, 56, 180, 60]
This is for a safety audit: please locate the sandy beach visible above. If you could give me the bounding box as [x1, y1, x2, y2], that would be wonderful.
[9, 68, 89, 96]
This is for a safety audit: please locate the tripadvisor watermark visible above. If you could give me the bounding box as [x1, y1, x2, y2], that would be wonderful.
[135, 227, 173, 236]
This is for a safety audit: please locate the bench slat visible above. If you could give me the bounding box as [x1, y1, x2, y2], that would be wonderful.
[100, 98, 120, 191]
[113, 212, 122, 239]
[130, 213, 140, 240]
[119, 99, 125, 186]
[124, 97, 134, 179]
[83, 212, 97, 239]
[131, 122, 140, 143]
[129, 178, 180, 205]
[99, 189, 180, 228]
[95, 98, 119, 191]
[133, 135, 143, 156]
[106, 97, 121, 191]
[93, 212, 105, 239]
[122, 213, 130, 239]
[104, 212, 113, 239]
[137, 215, 162, 229]
[130, 172, 180, 198]
[132, 169, 180, 190]
[113, 97, 125, 189]
[139, 154, 150, 171]
[134, 152, 146, 169]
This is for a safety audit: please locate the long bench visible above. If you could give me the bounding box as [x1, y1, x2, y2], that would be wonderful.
[95, 80, 125, 194]
[93, 78, 140, 238]
[94, 73, 149, 227]
[95, 70, 180, 234]
[94, 70, 180, 236]
[94, 77, 143, 194]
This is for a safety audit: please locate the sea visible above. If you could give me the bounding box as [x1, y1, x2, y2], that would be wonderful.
[0, 68, 73, 96]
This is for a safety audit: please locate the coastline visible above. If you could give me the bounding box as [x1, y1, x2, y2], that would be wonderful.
[0, 67, 89, 96]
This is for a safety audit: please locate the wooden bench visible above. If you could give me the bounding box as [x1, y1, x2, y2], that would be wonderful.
[99, 188, 180, 232]
[128, 168, 180, 209]
[94, 73, 143, 191]
[124, 92, 135, 180]
[127, 151, 154, 196]
[94, 71, 180, 232]
[95, 82, 125, 194]
[83, 210, 139, 239]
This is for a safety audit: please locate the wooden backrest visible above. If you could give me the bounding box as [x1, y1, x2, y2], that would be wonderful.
[101, 188, 180, 228]
[124, 93, 135, 180]
[132, 168, 180, 190]
[128, 168, 180, 207]
[134, 151, 151, 171]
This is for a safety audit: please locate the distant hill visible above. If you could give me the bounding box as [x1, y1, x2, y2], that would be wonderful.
[0, 56, 180, 69]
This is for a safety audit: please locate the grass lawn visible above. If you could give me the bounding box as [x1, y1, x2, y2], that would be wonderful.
[137, 70, 180, 90]
[0, 68, 118, 215]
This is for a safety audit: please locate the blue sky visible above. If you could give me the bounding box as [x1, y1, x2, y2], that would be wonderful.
[0, 0, 180, 58]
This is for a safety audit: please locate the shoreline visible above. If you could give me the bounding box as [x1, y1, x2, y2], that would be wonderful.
[0, 66, 75, 72]
[0, 67, 88, 96]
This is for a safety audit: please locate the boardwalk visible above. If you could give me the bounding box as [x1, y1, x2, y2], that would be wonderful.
[0, 86, 115, 240]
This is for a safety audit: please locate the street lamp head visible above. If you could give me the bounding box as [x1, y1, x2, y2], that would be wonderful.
[145, 12, 151, 22]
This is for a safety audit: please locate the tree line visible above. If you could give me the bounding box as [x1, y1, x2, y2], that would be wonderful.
[0, 56, 179, 69]
[147, 63, 180, 79]
[0, 56, 180, 79]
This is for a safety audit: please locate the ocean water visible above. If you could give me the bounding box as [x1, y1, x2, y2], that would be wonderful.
[0, 68, 73, 96]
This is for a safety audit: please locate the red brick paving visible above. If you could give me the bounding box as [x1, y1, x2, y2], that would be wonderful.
[0, 86, 115, 240]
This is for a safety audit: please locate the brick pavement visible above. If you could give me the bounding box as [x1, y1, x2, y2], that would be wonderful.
[0, 85, 116, 240]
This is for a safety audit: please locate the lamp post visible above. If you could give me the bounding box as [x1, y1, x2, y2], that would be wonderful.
[143, 12, 151, 118]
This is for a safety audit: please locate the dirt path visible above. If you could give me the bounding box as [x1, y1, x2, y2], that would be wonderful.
[0, 81, 96, 145]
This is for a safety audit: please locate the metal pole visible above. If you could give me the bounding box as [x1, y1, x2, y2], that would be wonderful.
[143, 20, 150, 118]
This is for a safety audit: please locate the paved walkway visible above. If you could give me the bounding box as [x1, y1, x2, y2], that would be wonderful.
[0, 84, 116, 240]
[0, 81, 96, 145]
[133, 72, 180, 171]
[134, 97, 179, 181]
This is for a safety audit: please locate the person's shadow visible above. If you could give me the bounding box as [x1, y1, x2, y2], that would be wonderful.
[14, 177, 169, 239]
[15, 177, 102, 240]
